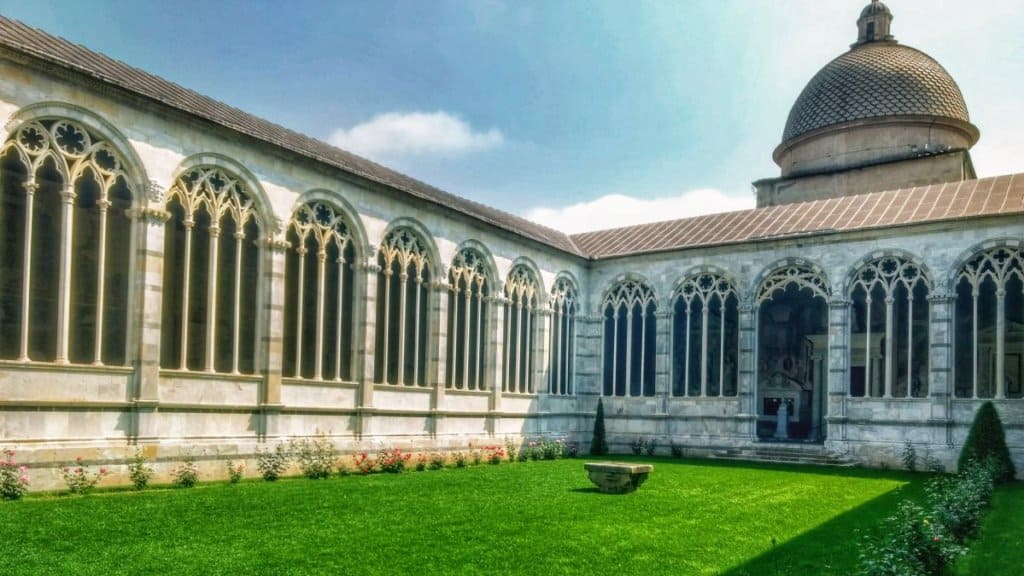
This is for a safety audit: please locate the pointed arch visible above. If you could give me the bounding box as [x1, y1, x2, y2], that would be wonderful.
[0, 111, 137, 365]
[283, 198, 359, 381]
[446, 242, 494, 391]
[846, 252, 932, 398]
[949, 239, 1024, 399]
[671, 268, 740, 397]
[548, 272, 580, 396]
[502, 262, 541, 394]
[601, 277, 658, 397]
[374, 223, 434, 386]
[753, 258, 831, 305]
[160, 159, 265, 373]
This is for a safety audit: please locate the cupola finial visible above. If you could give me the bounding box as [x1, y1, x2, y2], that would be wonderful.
[854, 0, 895, 47]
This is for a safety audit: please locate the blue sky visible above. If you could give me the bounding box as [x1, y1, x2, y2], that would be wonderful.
[2, 0, 1020, 232]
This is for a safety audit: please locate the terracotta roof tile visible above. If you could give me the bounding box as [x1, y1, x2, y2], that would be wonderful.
[0, 17, 583, 256]
[570, 173, 1024, 258]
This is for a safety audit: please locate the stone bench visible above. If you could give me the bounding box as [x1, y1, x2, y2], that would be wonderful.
[584, 462, 653, 494]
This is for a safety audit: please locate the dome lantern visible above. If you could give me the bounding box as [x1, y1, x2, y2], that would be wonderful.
[854, 0, 895, 46]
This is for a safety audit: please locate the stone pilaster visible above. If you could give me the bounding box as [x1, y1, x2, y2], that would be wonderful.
[826, 298, 850, 441]
[261, 233, 289, 439]
[489, 295, 508, 416]
[356, 260, 381, 438]
[737, 301, 756, 439]
[430, 280, 450, 436]
[535, 308, 552, 416]
[927, 290, 954, 445]
[130, 183, 171, 442]
[654, 311, 672, 413]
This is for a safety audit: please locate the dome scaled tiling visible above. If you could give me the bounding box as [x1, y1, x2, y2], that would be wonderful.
[781, 43, 971, 143]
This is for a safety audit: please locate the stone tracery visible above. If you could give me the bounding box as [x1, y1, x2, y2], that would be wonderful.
[284, 201, 355, 381]
[447, 248, 489, 391]
[954, 245, 1024, 399]
[503, 265, 539, 394]
[161, 166, 262, 374]
[549, 277, 577, 396]
[602, 279, 657, 397]
[672, 272, 739, 397]
[0, 118, 134, 365]
[375, 227, 431, 386]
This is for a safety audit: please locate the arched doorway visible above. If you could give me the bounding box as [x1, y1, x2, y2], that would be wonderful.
[755, 266, 830, 442]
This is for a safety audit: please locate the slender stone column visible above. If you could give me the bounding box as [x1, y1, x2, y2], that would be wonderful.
[737, 301, 756, 439]
[927, 291, 954, 446]
[995, 289, 1006, 399]
[131, 183, 171, 441]
[261, 234, 290, 439]
[357, 260, 381, 438]
[55, 185, 76, 364]
[826, 298, 851, 442]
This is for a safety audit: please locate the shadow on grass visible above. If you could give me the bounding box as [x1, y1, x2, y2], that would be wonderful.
[722, 479, 928, 575]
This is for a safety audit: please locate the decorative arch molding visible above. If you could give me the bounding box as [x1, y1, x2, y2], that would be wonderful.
[752, 258, 830, 305]
[507, 256, 546, 306]
[171, 152, 276, 234]
[601, 276, 658, 397]
[5, 101, 149, 202]
[840, 249, 932, 297]
[548, 272, 580, 396]
[946, 237, 1024, 294]
[291, 189, 369, 262]
[377, 216, 441, 273]
[446, 241, 495, 391]
[452, 239, 499, 288]
[597, 272, 658, 316]
[671, 264, 741, 302]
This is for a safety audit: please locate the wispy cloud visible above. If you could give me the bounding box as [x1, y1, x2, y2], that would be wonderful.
[328, 111, 503, 161]
[524, 189, 754, 234]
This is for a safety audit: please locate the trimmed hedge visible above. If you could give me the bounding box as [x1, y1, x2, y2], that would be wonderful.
[590, 398, 608, 456]
[958, 401, 1015, 483]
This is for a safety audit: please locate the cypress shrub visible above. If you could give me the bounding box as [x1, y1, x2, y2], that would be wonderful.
[590, 398, 608, 456]
[958, 401, 1016, 483]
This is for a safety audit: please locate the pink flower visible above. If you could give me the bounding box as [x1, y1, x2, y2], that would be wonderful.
[933, 536, 941, 542]
[75, 456, 83, 463]
[19, 475, 29, 483]
[99, 467, 108, 475]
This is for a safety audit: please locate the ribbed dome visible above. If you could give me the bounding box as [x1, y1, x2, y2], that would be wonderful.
[860, 1, 891, 18]
[782, 43, 972, 143]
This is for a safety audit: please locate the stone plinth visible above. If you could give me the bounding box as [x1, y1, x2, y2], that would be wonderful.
[584, 462, 653, 494]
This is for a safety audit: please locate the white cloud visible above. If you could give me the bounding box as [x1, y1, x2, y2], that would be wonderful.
[328, 111, 503, 160]
[523, 189, 755, 234]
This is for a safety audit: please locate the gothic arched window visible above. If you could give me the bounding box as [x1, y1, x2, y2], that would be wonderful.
[161, 166, 262, 374]
[672, 273, 739, 397]
[953, 245, 1024, 399]
[549, 277, 577, 396]
[503, 265, 539, 394]
[848, 256, 930, 398]
[447, 248, 489, 390]
[0, 119, 134, 365]
[375, 227, 431, 386]
[602, 279, 657, 397]
[283, 201, 356, 381]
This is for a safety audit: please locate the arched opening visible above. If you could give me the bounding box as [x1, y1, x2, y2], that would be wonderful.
[756, 267, 829, 442]
[447, 248, 489, 391]
[601, 279, 656, 397]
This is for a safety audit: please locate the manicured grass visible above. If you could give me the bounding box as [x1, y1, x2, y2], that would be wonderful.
[1, 458, 921, 575]
[954, 482, 1024, 575]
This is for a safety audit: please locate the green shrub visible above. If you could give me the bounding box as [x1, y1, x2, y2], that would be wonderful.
[171, 453, 198, 488]
[857, 501, 963, 576]
[958, 401, 1015, 483]
[590, 398, 608, 456]
[256, 443, 291, 481]
[1, 449, 30, 500]
[927, 461, 996, 543]
[128, 449, 154, 490]
[291, 436, 336, 479]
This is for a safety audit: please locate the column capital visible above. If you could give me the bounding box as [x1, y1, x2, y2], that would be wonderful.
[264, 235, 291, 252]
[927, 291, 953, 303]
[829, 298, 851, 309]
[358, 262, 382, 274]
[129, 206, 171, 225]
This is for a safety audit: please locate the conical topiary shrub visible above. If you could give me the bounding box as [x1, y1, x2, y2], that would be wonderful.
[590, 398, 608, 456]
[958, 401, 1016, 483]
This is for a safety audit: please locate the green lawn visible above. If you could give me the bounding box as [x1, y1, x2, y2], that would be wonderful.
[0, 458, 933, 575]
[954, 482, 1024, 575]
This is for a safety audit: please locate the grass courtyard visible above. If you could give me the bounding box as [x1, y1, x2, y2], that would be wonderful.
[1, 457, 1020, 575]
